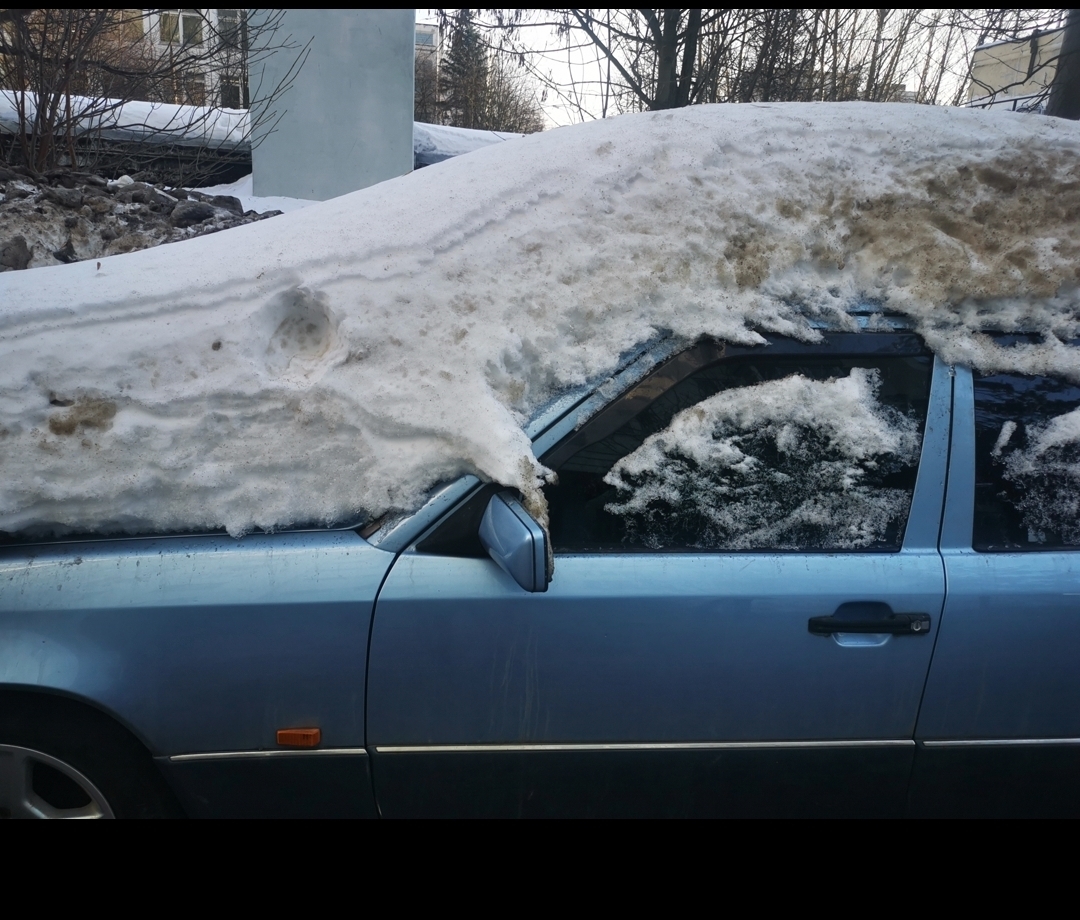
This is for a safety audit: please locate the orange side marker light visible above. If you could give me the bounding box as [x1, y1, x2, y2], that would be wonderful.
[277, 728, 321, 748]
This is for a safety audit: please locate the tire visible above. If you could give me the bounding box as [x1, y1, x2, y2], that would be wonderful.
[0, 692, 184, 819]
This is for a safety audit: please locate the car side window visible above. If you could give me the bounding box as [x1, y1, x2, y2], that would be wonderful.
[545, 337, 933, 553]
[974, 362, 1080, 552]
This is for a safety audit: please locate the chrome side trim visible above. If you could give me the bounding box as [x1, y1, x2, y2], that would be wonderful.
[921, 738, 1080, 748]
[374, 740, 915, 754]
[169, 748, 369, 762]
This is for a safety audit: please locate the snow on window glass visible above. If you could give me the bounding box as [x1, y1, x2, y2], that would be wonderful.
[1004, 408, 1080, 545]
[603, 369, 922, 551]
[974, 369, 1080, 550]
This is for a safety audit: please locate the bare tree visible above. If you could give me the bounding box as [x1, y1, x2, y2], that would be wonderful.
[0, 9, 307, 179]
[415, 53, 441, 124]
[487, 54, 546, 133]
[451, 9, 1070, 120]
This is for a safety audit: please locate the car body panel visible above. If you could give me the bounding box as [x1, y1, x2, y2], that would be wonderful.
[0, 532, 392, 756]
[6, 332, 1080, 817]
[912, 367, 1080, 816]
[366, 350, 952, 817]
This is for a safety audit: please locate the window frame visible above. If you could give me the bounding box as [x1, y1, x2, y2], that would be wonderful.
[159, 9, 203, 47]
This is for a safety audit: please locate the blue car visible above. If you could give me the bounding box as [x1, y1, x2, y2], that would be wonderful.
[2, 323, 1079, 817]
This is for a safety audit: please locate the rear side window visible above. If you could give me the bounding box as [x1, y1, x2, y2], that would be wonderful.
[974, 367, 1080, 552]
[545, 337, 933, 553]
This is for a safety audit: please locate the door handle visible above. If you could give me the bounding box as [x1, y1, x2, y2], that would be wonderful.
[808, 602, 931, 637]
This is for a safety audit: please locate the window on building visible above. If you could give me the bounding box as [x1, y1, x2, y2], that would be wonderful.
[220, 78, 242, 109]
[415, 25, 438, 58]
[160, 10, 203, 46]
[183, 74, 206, 105]
[217, 9, 241, 49]
[159, 11, 178, 44]
[118, 10, 145, 43]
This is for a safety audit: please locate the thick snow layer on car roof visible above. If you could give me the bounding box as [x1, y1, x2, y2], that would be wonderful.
[0, 89, 249, 149]
[413, 121, 523, 162]
[1, 102, 1079, 538]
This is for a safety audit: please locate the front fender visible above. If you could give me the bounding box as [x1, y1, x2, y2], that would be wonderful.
[0, 531, 393, 757]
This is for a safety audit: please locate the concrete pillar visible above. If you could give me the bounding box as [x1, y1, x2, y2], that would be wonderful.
[251, 10, 414, 200]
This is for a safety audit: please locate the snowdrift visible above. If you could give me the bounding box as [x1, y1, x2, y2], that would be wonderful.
[2, 102, 1078, 538]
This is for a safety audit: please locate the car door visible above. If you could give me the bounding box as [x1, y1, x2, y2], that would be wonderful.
[911, 343, 1080, 817]
[367, 333, 950, 817]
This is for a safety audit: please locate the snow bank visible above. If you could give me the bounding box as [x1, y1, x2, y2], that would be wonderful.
[1, 92, 519, 164]
[605, 370, 921, 550]
[413, 122, 524, 166]
[2, 102, 1079, 538]
[0, 90, 249, 149]
[193, 175, 315, 214]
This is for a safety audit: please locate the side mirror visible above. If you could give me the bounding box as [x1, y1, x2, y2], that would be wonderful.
[479, 492, 549, 593]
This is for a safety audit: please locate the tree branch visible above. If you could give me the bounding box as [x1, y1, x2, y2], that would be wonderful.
[570, 9, 654, 110]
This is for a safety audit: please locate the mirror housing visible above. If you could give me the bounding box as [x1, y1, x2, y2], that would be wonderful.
[479, 492, 549, 593]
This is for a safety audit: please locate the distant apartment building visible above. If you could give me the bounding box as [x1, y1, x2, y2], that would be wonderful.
[139, 12, 432, 110]
[145, 11, 430, 111]
[139, 8, 248, 109]
[0, 10, 245, 108]
[968, 27, 1065, 112]
[415, 22, 439, 64]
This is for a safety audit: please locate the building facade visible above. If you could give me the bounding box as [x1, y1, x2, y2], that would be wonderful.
[968, 28, 1065, 112]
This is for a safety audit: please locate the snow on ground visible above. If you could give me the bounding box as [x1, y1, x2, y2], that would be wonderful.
[1, 102, 1079, 539]
[193, 174, 315, 214]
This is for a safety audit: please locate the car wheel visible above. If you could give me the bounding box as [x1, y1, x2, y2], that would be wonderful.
[0, 743, 117, 818]
[0, 696, 184, 819]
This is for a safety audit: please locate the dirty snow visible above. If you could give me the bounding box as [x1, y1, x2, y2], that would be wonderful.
[0, 173, 285, 271]
[604, 369, 922, 550]
[1, 102, 1080, 539]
